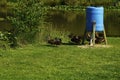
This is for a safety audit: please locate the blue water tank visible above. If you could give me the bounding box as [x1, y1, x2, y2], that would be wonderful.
[86, 6, 104, 31]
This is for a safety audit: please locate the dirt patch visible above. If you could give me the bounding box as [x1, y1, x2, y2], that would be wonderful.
[78, 44, 112, 48]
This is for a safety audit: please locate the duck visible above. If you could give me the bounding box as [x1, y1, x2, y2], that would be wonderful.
[86, 32, 105, 44]
[68, 33, 82, 44]
[47, 37, 62, 45]
[86, 32, 91, 41]
[95, 33, 105, 44]
[95, 37, 105, 44]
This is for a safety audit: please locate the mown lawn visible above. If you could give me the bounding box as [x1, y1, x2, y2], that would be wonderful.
[0, 37, 120, 80]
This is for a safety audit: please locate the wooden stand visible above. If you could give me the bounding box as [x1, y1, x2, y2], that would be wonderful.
[82, 21, 107, 46]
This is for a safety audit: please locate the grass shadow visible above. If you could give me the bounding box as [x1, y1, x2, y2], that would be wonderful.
[62, 42, 81, 45]
[43, 44, 59, 47]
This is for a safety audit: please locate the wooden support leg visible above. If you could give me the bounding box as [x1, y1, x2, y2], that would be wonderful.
[103, 29, 107, 45]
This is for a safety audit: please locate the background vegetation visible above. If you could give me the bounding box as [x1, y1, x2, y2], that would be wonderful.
[41, 0, 119, 6]
[0, 0, 120, 47]
[6, 0, 120, 7]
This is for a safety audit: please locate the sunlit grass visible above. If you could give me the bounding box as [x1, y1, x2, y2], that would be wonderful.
[0, 37, 120, 80]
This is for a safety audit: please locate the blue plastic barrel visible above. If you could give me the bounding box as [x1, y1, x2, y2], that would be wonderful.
[86, 6, 104, 31]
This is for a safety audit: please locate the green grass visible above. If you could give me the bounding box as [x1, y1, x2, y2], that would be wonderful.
[0, 37, 120, 80]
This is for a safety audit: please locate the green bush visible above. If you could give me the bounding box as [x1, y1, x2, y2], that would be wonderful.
[7, 0, 46, 44]
[0, 31, 17, 48]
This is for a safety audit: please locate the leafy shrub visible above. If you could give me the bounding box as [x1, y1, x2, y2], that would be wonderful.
[7, 0, 46, 44]
[0, 31, 17, 48]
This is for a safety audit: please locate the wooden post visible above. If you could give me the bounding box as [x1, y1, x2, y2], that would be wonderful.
[90, 21, 96, 46]
[92, 21, 96, 45]
[90, 32, 93, 46]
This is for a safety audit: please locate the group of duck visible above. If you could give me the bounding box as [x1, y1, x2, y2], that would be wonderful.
[47, 33, 105, 46]
[86, 32, 105, 44]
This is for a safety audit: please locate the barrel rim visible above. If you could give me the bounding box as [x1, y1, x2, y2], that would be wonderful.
[87, 6, 104, 9]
